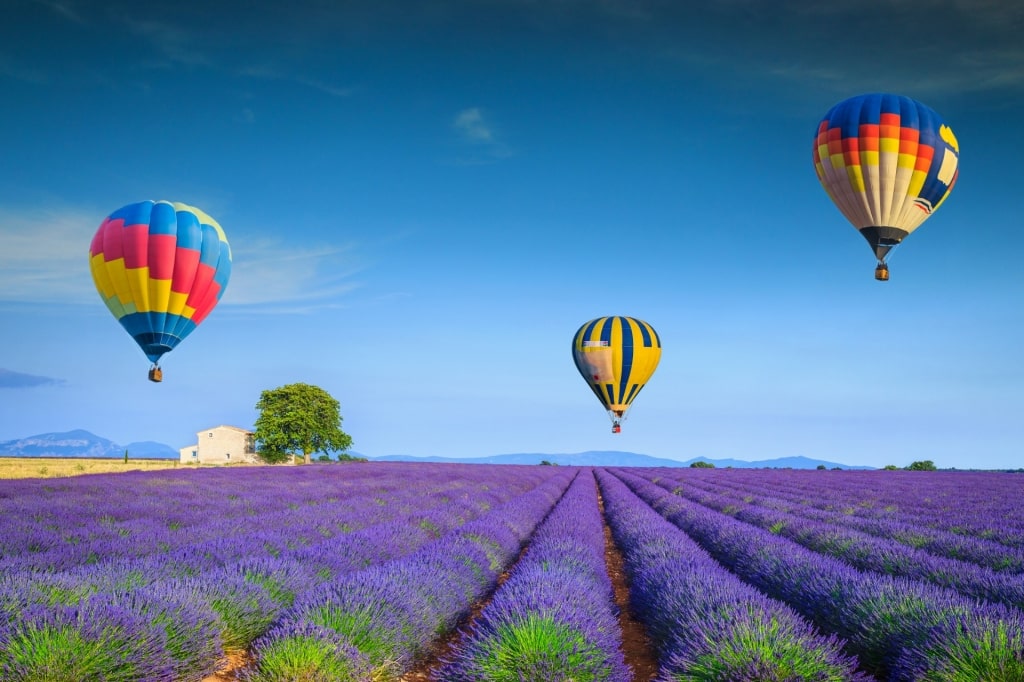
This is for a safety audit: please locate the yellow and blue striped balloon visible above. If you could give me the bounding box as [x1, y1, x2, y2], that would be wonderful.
[572, 316, 661, 432]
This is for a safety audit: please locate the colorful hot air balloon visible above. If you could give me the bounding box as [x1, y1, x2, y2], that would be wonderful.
[572, 316, 661, 433]
[88, 200, 232, 382]
[812, 93, 959, 280]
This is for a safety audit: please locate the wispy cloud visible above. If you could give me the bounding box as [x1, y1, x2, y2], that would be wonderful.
[0, 206, 364, 312]
[0, 206, 97, 304]
[239, 65, 354, 98]
[0, 54, 49, 84]
[121, 17, 212, 68]
[452, 107, 513, 163]
[32, 0, 86, 24]
[454, 107, 494, 143]
[0, 368, 65, 389]
[223, 237, 364, 313]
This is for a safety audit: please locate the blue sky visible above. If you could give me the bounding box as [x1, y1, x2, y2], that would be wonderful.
[2, 0, 1022, 469]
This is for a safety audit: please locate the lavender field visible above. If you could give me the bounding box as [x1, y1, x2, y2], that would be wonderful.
[1, 463, 1022, 681]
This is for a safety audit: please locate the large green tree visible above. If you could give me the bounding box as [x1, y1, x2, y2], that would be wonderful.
[253, 383, 353, 464]
[906, 460, 937, 471]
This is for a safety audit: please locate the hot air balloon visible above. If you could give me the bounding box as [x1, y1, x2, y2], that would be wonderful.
[572, 316, 661, 433]
[88, 200, 232, 382]
[812, 93, 959, 280]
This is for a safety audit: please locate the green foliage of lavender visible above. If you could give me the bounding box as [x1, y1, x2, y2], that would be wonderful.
[461, 613, 616, 682]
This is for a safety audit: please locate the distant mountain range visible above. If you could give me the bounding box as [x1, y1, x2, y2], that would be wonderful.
[0, 430, 179, 459]
[365, 451, 875, 470]
[0, 430, 874, 469]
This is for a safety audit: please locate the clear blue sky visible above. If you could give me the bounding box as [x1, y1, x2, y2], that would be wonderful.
[2, 1, 1022, 469]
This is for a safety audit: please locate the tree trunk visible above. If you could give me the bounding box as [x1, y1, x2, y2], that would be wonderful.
[303, 450, 311, 465]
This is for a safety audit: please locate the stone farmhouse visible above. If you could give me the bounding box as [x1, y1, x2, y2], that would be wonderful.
[179, 425, 259, 465]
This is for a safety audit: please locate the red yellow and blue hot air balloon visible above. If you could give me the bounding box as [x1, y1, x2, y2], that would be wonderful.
[572, 316, 661, 433]
[812, 93, 959, 280]
[88, 200, 231, 382]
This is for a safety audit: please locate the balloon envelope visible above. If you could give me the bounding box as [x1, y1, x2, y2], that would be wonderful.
[89, 200, 232, 365]
[572, 316, 661, 427]
[812, 93, 959, 264]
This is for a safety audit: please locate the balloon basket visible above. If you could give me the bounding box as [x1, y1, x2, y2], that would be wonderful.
[611, 424, 621, 434]
[874, 264, 890, 281]
[148, 366, 163, 383]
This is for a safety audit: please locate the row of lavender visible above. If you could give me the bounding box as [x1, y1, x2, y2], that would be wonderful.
[613, 468, 1024, 680]
[244, 468, 577, 680]
[0, 463, 571, 681]
[673, 469, 1024, 573]
[665, 467, 1024, 551]
[596, 469, 871, 681]
[435, 470, 630, 680]
[656, 471, 1024, 613]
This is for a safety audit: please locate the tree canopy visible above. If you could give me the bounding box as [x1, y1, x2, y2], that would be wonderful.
[906, 460, 937, 471]
[253, 382, 353, 464]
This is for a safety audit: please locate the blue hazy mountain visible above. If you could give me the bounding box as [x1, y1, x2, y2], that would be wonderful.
[0, 430, 178, 459]
[1, 432, 872, 468]
[367, 451, 875, 470]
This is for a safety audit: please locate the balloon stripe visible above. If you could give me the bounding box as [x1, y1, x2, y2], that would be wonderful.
[101, 219, 125, 261]
[637, 319, 653, 347]
[147, 234, 177, 280]
[148, 201, 178, 237]
[618, 317, 634, 404]
[121, 224, 149, 270]
[171, 247, 201, 294]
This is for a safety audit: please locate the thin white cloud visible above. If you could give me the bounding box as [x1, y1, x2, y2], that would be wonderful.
[32, 0, 86, 24]
[452, 107, 513, 163]
[121, 17, 211, 68]
[0, 206, 364, 312]
[240, 64, 354, 98]
[454, 107, 494, 143]
[0, 206, 97, 304]
[0, 54, 49, 84]
[224, 237, 364, 312]
[0, 368, 65, 389]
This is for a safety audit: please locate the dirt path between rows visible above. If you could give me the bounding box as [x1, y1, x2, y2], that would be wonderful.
[598, 488, 661, 682]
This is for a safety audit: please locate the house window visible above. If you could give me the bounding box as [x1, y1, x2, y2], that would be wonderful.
[226, 453, 230, 460]
[191, 450, 197, 459]
[208, 432, 213, 438]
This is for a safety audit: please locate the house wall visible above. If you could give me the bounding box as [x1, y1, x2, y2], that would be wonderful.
[179, 426, 258, 464]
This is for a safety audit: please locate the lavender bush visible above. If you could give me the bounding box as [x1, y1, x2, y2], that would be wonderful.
[437, 470, 631, 682]
[597, 469, 869, 682]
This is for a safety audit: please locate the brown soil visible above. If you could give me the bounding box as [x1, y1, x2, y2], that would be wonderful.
[598, 488, 661, 682]
[201, 650, 250, 682]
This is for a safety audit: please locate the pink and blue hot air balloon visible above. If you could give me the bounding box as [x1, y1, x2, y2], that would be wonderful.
[88, 200, 231, 381]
